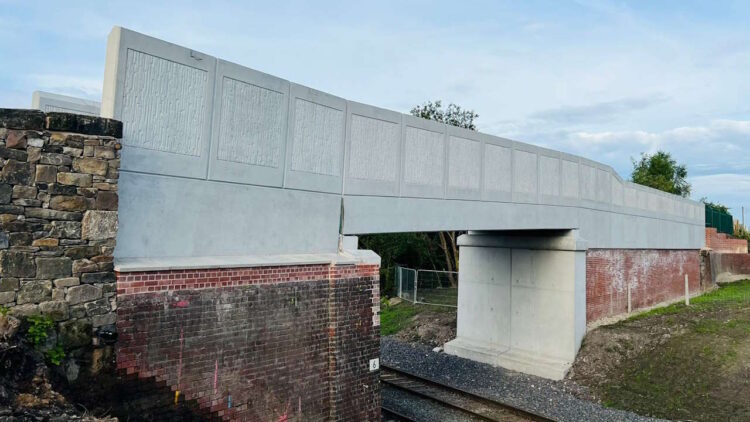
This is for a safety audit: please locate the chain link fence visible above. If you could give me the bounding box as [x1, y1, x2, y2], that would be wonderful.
[395, 266, 458, 307]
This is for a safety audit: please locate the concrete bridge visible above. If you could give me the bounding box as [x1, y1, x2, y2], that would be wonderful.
[70, 26, 703, 419]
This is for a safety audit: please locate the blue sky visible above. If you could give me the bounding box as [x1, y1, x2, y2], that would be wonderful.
[1, 0, 749, 216]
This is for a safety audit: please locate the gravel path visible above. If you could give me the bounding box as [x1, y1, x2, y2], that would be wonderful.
[382, 385, 487, 422]
[381, 337, 664, 422]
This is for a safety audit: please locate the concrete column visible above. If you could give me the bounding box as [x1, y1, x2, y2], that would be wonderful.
[444, 230, 587, 380]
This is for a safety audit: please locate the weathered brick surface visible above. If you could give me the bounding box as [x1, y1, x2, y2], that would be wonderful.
[705, 251, 750, 281]
[116, 263, 381, 421]
[705, 227, 748, 253]
[586, 249, 701, 322]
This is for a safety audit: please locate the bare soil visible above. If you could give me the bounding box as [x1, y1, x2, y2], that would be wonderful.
[394, 308, 457, 347]
[569, 281, 750, 422]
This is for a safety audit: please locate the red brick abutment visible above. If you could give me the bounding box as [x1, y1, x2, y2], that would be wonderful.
[115, 262, 381, 421]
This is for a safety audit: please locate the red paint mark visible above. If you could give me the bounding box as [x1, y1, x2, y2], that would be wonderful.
[277, 402, 290, 422]
[172, 300, 190, 308]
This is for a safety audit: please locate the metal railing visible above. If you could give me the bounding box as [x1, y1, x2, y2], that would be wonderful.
[705, 204, 734, 235]
[395, 266, 458, 308]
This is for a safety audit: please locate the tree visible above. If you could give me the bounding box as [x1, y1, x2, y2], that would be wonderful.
[410, 100, 479, 130]
[631, 151, 691, 197]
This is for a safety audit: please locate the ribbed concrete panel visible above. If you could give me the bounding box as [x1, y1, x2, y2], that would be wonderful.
[513, 149, 538, 201]
[539, 155, 561, 197]
[447, 135, 481, 196]
[32, 91, 100, 116]
[561, 160, 579, 199]
[401, 116, 446, 199]
[483, 142, 512, 201]
[209, 60, 289, 187]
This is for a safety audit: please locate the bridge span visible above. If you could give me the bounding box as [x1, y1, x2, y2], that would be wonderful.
[99, 26, 703, 419]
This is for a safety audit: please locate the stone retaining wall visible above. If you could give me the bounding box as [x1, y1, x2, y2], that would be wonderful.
[0, 108, 121, 353]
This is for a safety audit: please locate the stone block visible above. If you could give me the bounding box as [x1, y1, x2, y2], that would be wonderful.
[45, 113, 123, 138]
[46, 184, 78, 195]
[50, 221, 82, 239]
[94, 146, 115, 159]
[84, 298, 110, 316]
[35, 165, 57, 183]
[81, 272, 115, 284]
[27, 138, 45, 148]
[40, 153, 72, 166]
[51, 288, 64, 301]
[25, 208, 81, 221]
[73, 157, 108, 176]
[5, 131, 27, 149]
[66, 284, 102, 305]
[32, 238, 59, 247]
[0, 313, 20, 339]
[0, 184, 11, 204]
[13, 199, 41, 207]
[81, 211, 117, 240]
[0, 109, 45, 130]
[16, 280, 52, 304]
[54, 277, 80, 288]
[8, 232, 32, 246]
[92, 313, 116, 328]
[0, 232, 8, 249]
[95, 191, 118, 210]
[0, 204, 24, 215]
[1, 160, 32, 185]
[49, 195, 86, 211]
[69, 305, 86, 318]
[58, 318, 92, 348]
[39, 300, 69, 321]
[35, 257, 72, 278]
[0, 250, 35, 277]
[62, 147, 82, 157]
[12, 185, 37, 199]
[0, 278, 19, 292]
[57, 172, 92, 187]
[64, 246, 99, 260]
[0, 291, 15, 304]
[0, 146, 28, 161]
[27, 147, 41, 163]
[10, 304, 40, 317]
[72, 259, 98, 274]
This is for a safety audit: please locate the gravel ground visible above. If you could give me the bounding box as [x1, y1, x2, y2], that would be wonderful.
[382, 385, 486, 422]
[381, 337, 663, 422]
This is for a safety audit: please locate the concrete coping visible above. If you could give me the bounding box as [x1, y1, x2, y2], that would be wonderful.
[114, 251, 375, 272]
[458, 230, 589, 251]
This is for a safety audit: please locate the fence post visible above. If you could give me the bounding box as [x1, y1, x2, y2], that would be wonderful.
[685, 274, 690, 306]
[627, 284, 632, 314]
[414, 270, 419, 304]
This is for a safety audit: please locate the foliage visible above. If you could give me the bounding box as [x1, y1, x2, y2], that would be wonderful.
[700, 198, 730, 214]
[379, 301, 421, 336]
[733, 220, 750, 242]
[0, 305, 8, 316]
[410, 100, 479, 130]
[45, 345, 66, 366]
[26, 314, 54, 347]
[631, 151, 691, 197]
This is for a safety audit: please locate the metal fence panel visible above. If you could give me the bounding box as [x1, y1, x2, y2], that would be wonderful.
[396, 266, 457, 307]
[705, 204, 734, 236]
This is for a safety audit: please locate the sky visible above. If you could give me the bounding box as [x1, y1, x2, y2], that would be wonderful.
[1, 0, 749, 216]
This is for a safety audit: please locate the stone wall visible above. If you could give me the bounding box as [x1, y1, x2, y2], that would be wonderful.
[0, 108, 121, 352]
[116, 263, 381, 421]
[586, 249, 701, 323]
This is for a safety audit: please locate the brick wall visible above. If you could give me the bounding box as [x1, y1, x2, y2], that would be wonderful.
[586, 249, 701, 323]
[0, 108, 121, 354]
[705, 227, 748, 253]
[704, 252, 750, 283]
[116, 263, 380, 421]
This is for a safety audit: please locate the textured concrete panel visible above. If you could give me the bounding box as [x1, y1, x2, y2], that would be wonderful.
[561, 160, 579, 199]
[539, 155, 560, 197]
[290, 98, 345, 176]
[348, 114, 400, 182]
[595, 169, 611, 204]
[122, 50, 207, 157]
[448, 136, 481, 190]
[513, 150, 537, 196]
[483, 144, 512, 196]
[31, 91, 100, 116]
[611, 178, 624, 206]
[216, 77, 286, 167]
[404, 126, 444, 186]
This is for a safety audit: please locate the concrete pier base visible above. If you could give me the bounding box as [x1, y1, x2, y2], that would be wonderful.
[444, 231, 587, 380]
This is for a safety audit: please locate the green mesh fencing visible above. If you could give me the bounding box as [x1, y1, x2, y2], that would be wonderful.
[705, 204, 734, 235]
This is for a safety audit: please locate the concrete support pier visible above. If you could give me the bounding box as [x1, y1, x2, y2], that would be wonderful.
[444, 230, 587, 380]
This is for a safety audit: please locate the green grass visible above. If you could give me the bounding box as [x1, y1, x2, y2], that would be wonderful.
[625, 279, 750, 322]
[380, 300, 455, 336]
[598, 280, 750, 421]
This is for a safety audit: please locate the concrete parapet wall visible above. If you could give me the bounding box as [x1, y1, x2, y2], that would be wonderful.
[0, 108, 121, 354]
[705, 251, 750, 283]
[116, 263, 381, 421]
[100, 26, 705, 259]
[586, 249, 701, 324]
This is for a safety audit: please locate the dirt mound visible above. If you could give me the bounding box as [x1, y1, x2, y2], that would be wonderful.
[394, 309, 456, 347]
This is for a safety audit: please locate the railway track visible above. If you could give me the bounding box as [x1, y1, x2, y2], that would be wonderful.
[380, 365, 555, 422]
